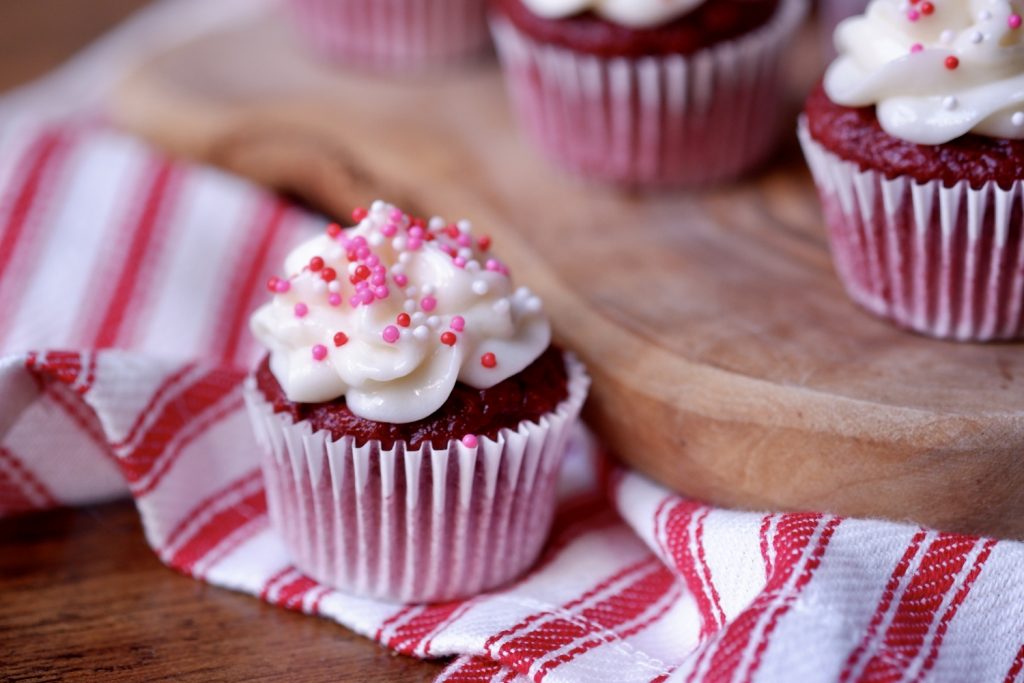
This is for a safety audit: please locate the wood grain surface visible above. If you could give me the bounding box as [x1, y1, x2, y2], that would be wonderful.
[0, 2, 442, 681]
[110, 8, 1024, 538]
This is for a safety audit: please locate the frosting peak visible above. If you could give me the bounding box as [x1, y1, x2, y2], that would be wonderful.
[519, 0, 706, 28]
[825, 0, 1024, 145]
[250, 201, 551, 424]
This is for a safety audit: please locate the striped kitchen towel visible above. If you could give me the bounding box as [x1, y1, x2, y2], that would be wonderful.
[1, 121, 1023, 683]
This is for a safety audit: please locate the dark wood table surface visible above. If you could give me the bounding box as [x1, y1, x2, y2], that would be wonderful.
[0, 1, 444, 680]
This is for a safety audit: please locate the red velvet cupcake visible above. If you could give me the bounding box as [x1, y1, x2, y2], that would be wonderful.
[244, 200, 589, 602]
[286, 0, 490, 70]
[800, 0, 1024, 341]
[489, 0, 807, 187]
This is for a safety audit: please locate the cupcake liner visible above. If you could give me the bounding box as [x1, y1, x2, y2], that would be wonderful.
[489, 0, 807, 187]
[799, 118, 1024, 341]
[286, 0, 490, 70]
[244, 353, 590, 603]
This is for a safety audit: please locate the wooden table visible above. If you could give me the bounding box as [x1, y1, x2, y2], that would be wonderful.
[0, 2, 443, 680]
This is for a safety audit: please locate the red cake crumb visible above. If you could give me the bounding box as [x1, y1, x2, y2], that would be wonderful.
[256, 346, 570, 449]
[490, 0, 781, 57]
[804, 82, 1024, 190]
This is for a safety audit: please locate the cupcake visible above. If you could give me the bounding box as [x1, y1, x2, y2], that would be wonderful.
[286, 0, 490, 70]
[820, 0, 868, 58]
[244, 201, 589, 602]
[489, 0, 808, 187]
[800, 0, 1024, 341]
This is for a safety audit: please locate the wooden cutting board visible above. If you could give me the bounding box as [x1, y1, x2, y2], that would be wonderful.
[109, 7, 1024, 538]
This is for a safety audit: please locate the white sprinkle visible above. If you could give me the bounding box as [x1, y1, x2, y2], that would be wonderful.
[940, 29, 955, 44]
[1013, 112, 1024, 126]
[348, 262, 359, 275]
[980, 10, 992, 20]
[427, 316, 441, 329]
[457, 247, 473, 260]
[515, 286, 530, 300]
[403, 299, 417, 313]
[368, 233, 384, 247]
[391, 263, 404, 274]
[392, 237, 407, 251]
[412, 325, 429, 340]
[313, 280, 327, 294]
[405, 286, 418, 298]
[472, 280, 489, 295]
[493, 298, 511, 314]
[466, 260, 481, 273]
[412, 312, 426, 325]
[457, 219, 472, 233]
[398, 252, 411, 265]
[943, 96, 958, 110]
[421, 284, 436, 296]
[525, 296, 543, 313]
[429, 217, 445, 231]
[971, 31, 984, 43]
[328, 281, 341, 293]
[371, 200, 386, 213]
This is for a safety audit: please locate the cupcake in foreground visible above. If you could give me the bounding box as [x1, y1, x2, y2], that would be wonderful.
[286, 0, 490, 70]
[799, 0, 1024, 341]
[244, 200, 589, 602]
[489, 0, 807, 187]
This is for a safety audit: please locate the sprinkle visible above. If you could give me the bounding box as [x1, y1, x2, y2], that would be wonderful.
[493, 299, 511, 314]
[461, 434, 478, 448]
[328, 293, 342, 306]
[368, 233, 384, 247]
[422, 284, 436, 296]
[943, 96, 958, 110]
[945, 55, 960, 70]
[450, 316, 465, 332]
[456, 233, 472, 247]
[910, 43, 924, 53]
[374, 286, 390, 299]
[309, 256, 324, 272]
[294, 302, 308, 318]
[356, 246, 370, 260]
[389, 208, 404, 222]
[478, 235, 492, 251]
[267, 276, 280, 292]
[980, 10, 992, 21]
[393, 273, 409, 287]
[1011, 14, 1022, 29]
[1013, 112, 1024, 126]
[352, 206, 368, 222]
[940, 29, 955, 44]
[321, 267, 337, 282]
[359, 290, 374, 305]
[333, 332, 348, 346]
[440, 331, 457, 346]
[472, 280, 489, 295]
[453, 256, 467, 268]
[421, 295, 437, 312]
[397, 312, 411, 327]
[907, 9, 920, 21]
[382, 223, 397, 238]
[427, 316, 441, 328]
[412, 325, 429, 340]
[485, 259, 501, 272]
[409, 226, 425, 239]
[971, 31, 983, 44]
[312, 344, 328, 361]
[407, 238, 423, 251]
[525, 296, 543, 313]
[327, 223, 342, 238]
[404, 299, 417, 313]
[371, 274, 387, 286]
[353, 265, 371, 282]
[480, 352, 497, 369]
[457, 219, 472, 233]
[382, 325, 400, 343]
[919, 2, 933, 16]
[328, 281, 341, 293]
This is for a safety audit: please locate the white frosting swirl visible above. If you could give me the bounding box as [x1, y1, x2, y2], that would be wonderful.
[518, 0, 706, 28]
[825, 0, 1024, 145]
[250, 201, 551, 424]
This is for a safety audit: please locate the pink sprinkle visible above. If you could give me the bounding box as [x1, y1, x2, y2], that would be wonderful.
[485, 259, 501, 272]
[356, 247, 370, 260]
[371, 274, 387, 286]
[351, 236, 367, 247]
[366, 255, 380, 267]
[461, 434, 478, 448]
[382, 325, 400, 343]
[355, 281, 369, 291]
[451, 315, 465, 332]
[910, 42, 924, 53]
[457, 234, 472, 247]
[311, 344, 328, 361]
[359, 290, 375, 305]
[907, 9, 920, 21]
[440, 244, 456, 257]
[453, 256, 467, 268]
[409, 226, 424, 239]
[1011, 14, 1022, 29]
[374, 286, 390, 299]
[274, 279, 291, 293]
[389, 208, 404, 222]
[382, 223, 398, 238]
[407, 238, 423, 251]
[349, 295, 361, 307]
[421, 295, 437, 312]
[394, 273, 409, 287]
[328, 293, 342, 306]
[294, 302, 309, 317]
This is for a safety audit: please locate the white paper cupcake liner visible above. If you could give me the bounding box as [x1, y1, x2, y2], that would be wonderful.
[489, 0, 807, 187]
[286, 0, 490, 70]
[799, 118, 1024, 341]
[244, 352, 590, 603]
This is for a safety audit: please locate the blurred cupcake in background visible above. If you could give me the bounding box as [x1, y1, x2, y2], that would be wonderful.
[287, 0, 490, 70]
[800, 0, 1024, 341]
[820, 0, 868, 57]
[489, 0, 808, 187]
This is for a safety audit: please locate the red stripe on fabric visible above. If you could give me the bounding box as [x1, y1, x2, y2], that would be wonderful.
[214, 198, 288, 365]
[497, 560, 670, 676]
[374, 606, 421, 647]
[161, 468, 263, 553]
[92, 159, 180, 349]
[309, 587, 331, 616]
[912, 539, 998, 682]
[114, 367, 242, 483]
[856, 533, 983, 682]
[419, 601, 479, 657]
[42, 383, 111, 453]
[28, 351, 84, 386]
[535, 568, 680, 681]
[440, 657, 505, 683]
[275, 575, 320, 612]
[758, 514, 774, 580]
[691, 513, 829, 683]
[659, 499, 722, 638]
[168, 488, 268, 575]
[1005, 642, 1024, 683]
[695, 509, 726, 627]
[259, 566, 297, 601]
[129, 394, 244, 497]
[840, 529, 930, 682]
[0, 446, 56, 510]
[0, 130, 67, 293]
[387, 601, 468, 655]
[111, 363, 197, 449]
[741, 517, 842, 683]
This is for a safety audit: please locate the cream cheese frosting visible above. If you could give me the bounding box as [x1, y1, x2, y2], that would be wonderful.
[250, 201, 551, 424]
[518, 0, 707, 28]
[825, 0, 1024, 145]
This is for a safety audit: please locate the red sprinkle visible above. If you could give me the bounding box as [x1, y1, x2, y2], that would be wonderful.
[267, 276, 280, 292]
[326, 223, 342, 238]
[321, 267, 337, 282]
[397, 312, 411, 327]
[945, 55, 960, 70]
[440, 331, 457, 346]
[353, 265, 371, 282]
[352, 207, 368, 222]
[333, 332, 348, 347]
[478, 235, 492, 251]
[481, 352, 497, 369]
[920, 1, 934, 15]
[445, 224, 460, 239]
[309, 256, 324, 272]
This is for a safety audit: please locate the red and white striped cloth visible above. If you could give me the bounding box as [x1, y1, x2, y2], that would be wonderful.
[2, 121, 1023, 683]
